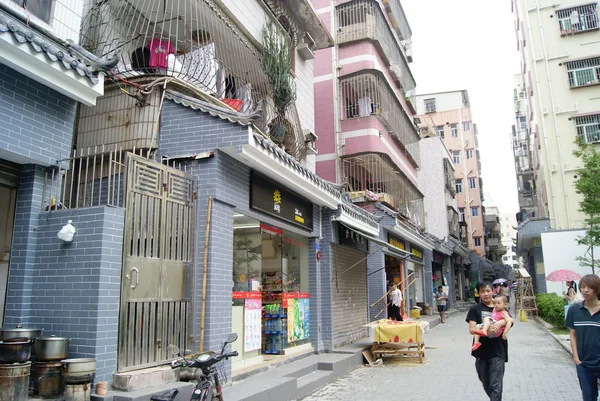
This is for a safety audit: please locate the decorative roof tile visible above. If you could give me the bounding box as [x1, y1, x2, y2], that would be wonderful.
[0, 8, 117, 85]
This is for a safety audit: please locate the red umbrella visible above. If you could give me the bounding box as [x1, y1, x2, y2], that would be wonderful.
[545, 269, 582, 282]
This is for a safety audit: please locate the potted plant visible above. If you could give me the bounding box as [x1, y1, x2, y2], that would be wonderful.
[261, 22, 297, 144]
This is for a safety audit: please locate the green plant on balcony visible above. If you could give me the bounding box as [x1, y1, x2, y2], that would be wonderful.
[261, 22, 297, 144]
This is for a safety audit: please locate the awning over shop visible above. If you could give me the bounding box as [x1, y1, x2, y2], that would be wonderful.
[339, 222, 412, 258]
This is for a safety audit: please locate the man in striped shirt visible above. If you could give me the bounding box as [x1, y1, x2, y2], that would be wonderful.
[565, 274, 600, 401]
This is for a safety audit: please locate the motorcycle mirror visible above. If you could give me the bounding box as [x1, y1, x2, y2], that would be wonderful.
[167, 344, 180, 356]
[226, 333, 238, 343]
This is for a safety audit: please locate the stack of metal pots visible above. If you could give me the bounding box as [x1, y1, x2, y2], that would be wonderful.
[61, 358, 96, 401]
[33, 335, 71, 398]
[0, 325, 43, 401]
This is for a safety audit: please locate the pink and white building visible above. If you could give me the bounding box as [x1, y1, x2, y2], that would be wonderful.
[311, 0, 423, 226]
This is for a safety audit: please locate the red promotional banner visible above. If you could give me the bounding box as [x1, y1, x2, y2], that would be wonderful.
[232, 291, 262, 299]
[282, 292, 310, 307]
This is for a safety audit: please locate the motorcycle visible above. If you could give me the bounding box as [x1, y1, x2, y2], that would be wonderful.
[150, 333, 239, 401]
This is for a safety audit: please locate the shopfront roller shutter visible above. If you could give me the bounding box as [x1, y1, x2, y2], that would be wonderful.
[332, 245, 368, 347]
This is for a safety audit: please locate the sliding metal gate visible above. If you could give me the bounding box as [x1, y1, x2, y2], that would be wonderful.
[118, 153, 195, 372]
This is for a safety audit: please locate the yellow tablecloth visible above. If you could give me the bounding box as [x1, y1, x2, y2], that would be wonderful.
[366, 319, 427, 344]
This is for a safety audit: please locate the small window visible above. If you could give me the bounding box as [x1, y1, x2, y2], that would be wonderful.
[471, 206, 479, 217]
[466, 149, 474, 159]
[519, 116, 527, 129]
[456, 179, 463, 194]
[469, 177, 477, 189]
[474, 237, 482, 247]
[453, 151, 460, 164]
[437, 125, 445, 138]
[425, 98, 436, 113]
[451, 124, 458, 137]
[459, 208, 465, 221]
[463, 121, 472, 131]
[11, 0, 54, 23]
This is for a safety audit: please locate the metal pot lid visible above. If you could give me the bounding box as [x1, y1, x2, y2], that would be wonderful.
[61, 358, 96, 363]
[0, 340, 32, 345]
[0, 325, 43, 332]
[37, 336, 70, 341]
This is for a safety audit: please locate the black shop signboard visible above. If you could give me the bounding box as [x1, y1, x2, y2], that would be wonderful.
[338, 224, 369, 252]
[250, 171, 313, 230]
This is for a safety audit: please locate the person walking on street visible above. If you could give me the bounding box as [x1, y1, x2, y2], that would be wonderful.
[436, 286, 448, 323]
[466, 282, 512, 401]
[389, 283, 403, 321]
[565, 274, 600, 401]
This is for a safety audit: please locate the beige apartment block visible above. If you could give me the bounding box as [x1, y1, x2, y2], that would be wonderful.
[416, 90, 486, 256]
[513, 0, 600, 230]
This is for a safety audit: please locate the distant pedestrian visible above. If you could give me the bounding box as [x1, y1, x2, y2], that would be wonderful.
[501, 284, 511, 304]
[388, 283, 403, 321]
[565, 274, 600, 401]
[466, 281, 512, 401]
[474, 286, 480, 304]
[435, 286, 448, 323]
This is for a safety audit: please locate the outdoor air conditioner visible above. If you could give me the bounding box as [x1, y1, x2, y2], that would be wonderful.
[297, 42, 315, 60]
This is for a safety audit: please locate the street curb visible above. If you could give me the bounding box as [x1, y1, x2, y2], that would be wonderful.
[533, 315, 573, 357]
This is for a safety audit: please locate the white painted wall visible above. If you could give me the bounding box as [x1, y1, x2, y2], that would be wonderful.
[217, 0, 267, 44]
[541, 229, 598, 296]
[415, 91, 465, 114]
[2, 0, 83, 42]
[295, 50, 315, 134]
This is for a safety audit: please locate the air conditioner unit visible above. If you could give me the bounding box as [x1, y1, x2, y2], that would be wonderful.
[297, 42, 315, 60]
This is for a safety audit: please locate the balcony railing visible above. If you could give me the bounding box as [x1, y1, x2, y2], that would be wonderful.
[342, 152, 424, 227]
[381, 0, 412, 41]
[575, 114, 600, 144]
[79, 0, 307, 160]
[566, 57, 600, 88]
[336, 0, 416, 95]
[557, 4, 599, 35]
[448, 207, 459, 239]
[443, 159, 455, 196]
[339, 71, 420, 165]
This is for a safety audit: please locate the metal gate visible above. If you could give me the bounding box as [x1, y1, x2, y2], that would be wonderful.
[118, 153, 195, 372]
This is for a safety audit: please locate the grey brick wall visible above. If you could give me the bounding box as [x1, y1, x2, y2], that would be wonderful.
[159, 99, 249, 159]
[4, 165, 46, 325]
[0, 65, 76, 166]
[422, 250, 434, 313]
[5, 204, 124, 383]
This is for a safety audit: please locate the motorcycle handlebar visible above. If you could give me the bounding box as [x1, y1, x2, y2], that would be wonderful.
[224, 351, 239, 358]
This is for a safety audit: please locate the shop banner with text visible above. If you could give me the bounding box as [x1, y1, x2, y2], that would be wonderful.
[244, 298, 262, 352]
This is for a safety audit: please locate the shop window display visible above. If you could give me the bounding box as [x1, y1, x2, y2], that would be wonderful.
[231, 213, 309, 366]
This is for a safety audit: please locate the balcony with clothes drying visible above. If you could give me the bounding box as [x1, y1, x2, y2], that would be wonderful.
[338, 71, 420, 169]
[335, 0, 415, 104]
[77, 0, 331, 161]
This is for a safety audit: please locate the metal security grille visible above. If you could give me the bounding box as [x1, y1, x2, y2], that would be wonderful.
[336, 0, 416, 97]
[557, 3, 598, 34]
[332, 245, 368, 347]
[118, 153, 195, 372]
[339, 72, 420, 165]
[566, 57, 600, 87]
[575, 114, 600, 144]
[342, 153, 424, 227]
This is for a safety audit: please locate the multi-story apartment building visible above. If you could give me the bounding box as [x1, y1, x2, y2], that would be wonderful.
[499, 212, 519, 269]
[416, 90, 487, 257]
[484, 205, 503, 263]
[512, 0, 599, 230]
[512, 0, 599, 291]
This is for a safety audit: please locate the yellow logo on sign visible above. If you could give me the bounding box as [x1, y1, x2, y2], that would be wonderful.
[273, 189, 282, 204]
[295, 215, 305, 223]
[389, 238, 405, 250]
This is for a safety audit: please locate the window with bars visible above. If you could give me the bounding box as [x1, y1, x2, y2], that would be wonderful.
[557, 3, 599, 35]
[451, 124, 458, 137]
[474, 237, 482, 247]
[575, 114, 600, 144]
[566, 57, 600, 88]
[10, 0, 53, 23]
[466, 149, 474, 159]
[469, 177, 477, 189]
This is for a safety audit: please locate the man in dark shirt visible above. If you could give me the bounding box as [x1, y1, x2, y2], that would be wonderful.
[466, 282, 512, 401]
[565, 274, 600, 401]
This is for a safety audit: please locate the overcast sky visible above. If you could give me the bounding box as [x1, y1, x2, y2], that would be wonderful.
[402, 0, 520, 215]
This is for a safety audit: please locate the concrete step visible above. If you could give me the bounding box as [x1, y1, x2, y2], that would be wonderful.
[91, 381, 194, 401]
[112, 365, 178, 392]
[296, 369, 335, 396]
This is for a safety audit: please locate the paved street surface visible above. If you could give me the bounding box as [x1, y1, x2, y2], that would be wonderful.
[302, 312, 580, 400]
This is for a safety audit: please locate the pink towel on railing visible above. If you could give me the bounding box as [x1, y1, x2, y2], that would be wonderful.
[147, 38, 175, 69]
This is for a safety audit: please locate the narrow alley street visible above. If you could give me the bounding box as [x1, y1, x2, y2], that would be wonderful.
[302, 313, 580, 401]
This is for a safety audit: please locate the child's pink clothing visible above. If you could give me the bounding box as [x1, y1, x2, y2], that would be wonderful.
[489, 308, 506, 336]
[147, 38, 175, 69]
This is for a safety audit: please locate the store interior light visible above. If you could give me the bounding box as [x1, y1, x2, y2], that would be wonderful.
[234, 224, 261, 229]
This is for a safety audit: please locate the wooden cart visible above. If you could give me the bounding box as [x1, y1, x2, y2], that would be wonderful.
[365, 319, 428, 363]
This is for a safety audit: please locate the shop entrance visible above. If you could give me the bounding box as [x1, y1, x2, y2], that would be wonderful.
[385, 254, 405, 317]
[231, 214, 309, 371]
